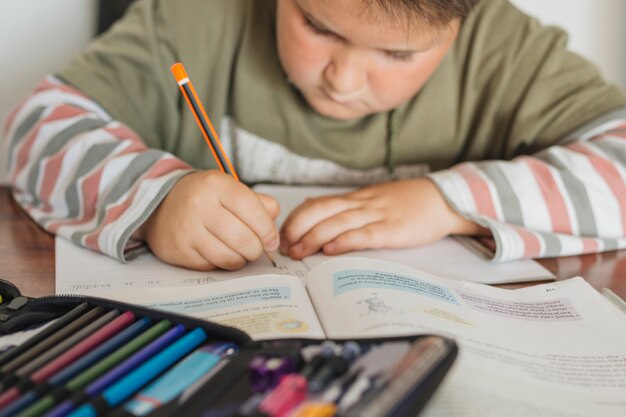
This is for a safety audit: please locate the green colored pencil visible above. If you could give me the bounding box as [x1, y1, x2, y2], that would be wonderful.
[16, 320, 172, 417]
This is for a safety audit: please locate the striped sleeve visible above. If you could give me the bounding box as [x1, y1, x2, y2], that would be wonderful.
[429, 108, 626, 261]
[3, 76, 193, 262]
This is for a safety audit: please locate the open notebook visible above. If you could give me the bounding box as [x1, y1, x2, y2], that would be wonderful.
[88, 256, 626, 417]
[55, 184, 552, 295]
[49, 185, 626, 417]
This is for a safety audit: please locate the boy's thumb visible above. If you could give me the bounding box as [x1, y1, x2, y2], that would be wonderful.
[257, 193, 280, 219]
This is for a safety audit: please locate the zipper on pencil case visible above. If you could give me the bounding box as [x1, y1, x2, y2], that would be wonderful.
[3, 292, 252, 345]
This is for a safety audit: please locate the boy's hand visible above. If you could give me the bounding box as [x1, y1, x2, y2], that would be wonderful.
[279, 178, 488, 259]
[134, 171, 280, 271]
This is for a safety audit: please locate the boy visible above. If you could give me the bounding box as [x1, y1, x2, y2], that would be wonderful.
[5, 0, 626, 271]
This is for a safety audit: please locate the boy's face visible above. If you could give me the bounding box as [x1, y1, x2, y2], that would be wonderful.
[276, 0, 461, 120]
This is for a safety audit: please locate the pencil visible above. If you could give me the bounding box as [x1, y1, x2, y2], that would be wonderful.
[0, 302, 91, 369]
[72, 328, 207, 417]
[170, 62, 276, 268]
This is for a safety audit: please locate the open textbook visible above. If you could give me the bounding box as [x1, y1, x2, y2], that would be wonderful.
[55, 185, 552, 294]
[92, 256, 626, 417]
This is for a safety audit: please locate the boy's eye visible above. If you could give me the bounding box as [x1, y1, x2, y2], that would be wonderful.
[304, 17, 336, 38]
[385, 51, 415, 62]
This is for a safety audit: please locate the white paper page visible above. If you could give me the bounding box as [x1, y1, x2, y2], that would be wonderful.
[56, 184, 551, 292]
[602, 288, 626, 325]
[92, 274, 325, 341]
[421, 365, 625, 417]
[55, 238, 307, 294]
[305, 257, 626, 416]
[303, 238, 554, 284]
[255, 184, 553, 284]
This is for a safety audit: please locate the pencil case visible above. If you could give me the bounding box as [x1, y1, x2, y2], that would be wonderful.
[0, 278, 458, 417]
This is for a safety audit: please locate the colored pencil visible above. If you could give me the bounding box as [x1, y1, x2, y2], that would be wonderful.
[16, 310, 119, 378]
[0, 306, 102, 378]
[123, 343, 238, 416]
[68, 327, 207, 417]
[0, 309, 114, 409]
[0, 303, 91, 369]
[25, 320, 172, 417]
[43, 324, 186, 417]
[0, 314, 144, 417]
[31, 311, 135, 383]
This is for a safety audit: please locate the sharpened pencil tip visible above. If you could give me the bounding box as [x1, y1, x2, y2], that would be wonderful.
[265, 251, 277, 268]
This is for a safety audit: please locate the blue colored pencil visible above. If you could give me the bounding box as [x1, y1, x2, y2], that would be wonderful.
[0, 391, 38, 417]
[68, 328, 207, 417]
[43, 324, 186, 417]
[0, 317, 153, 417]
[123, 343, 238, 416]
[85, 324, 187, 396]
[51, 318, 152, 386]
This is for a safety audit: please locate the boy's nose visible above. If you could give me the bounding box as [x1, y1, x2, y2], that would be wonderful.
[323, 52, 366, 95]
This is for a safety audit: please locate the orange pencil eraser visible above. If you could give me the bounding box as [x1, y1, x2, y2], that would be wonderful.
[171, 63, 188, 84]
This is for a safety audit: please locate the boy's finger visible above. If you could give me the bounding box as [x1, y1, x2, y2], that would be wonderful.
[280, 196, 361, 248]
[256, 193, 280, 219]
[192, 233, 248, 271]
[322, 222, 390, 255]
[287, 209, 378, 259]
[208, 210, 264, 262]
[159, 245, 217, 272]
[187, 248, 219, 271]
[220, 187, 279, 250]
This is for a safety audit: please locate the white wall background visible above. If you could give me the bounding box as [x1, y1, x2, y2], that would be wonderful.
[1, 1, 625, 184]
[0, 0, 97, 184]
[509, 0, 626, 92]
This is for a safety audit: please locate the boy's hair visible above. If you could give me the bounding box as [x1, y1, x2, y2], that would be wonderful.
[370, 0, 479, 26]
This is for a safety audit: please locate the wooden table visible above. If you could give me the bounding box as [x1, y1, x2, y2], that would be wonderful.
[1, 186, 625, 299]
[1, 187, 55, 297]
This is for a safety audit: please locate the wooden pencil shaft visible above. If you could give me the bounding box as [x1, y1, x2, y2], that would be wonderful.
[180, 83, 235, 178]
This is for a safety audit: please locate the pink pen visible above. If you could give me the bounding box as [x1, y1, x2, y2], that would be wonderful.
[258, 374, 308, 417]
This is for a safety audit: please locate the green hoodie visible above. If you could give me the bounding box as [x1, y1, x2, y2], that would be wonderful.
[58, 0, 626, 182]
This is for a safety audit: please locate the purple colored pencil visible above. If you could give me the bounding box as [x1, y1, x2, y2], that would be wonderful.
[85, 324, 186, 395]
[42, 399, 75, 417]
[32, 312, 136, 383]
[41, 324, 185, 417]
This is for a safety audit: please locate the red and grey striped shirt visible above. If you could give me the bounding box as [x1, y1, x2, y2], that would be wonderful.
[5, 0, 626, 263]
